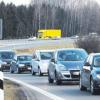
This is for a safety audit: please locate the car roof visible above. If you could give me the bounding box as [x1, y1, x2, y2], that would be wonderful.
[16, 54, 32, 56]
[0, 50, 14, 52]
[89, 53, 100, 57]
[56, 48, 86, 52]
[36, 49, 55, 53]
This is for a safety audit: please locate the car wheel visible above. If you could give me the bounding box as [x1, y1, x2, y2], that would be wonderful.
[10, 67, 14, 73]
[55, 72, 62, 85]
[38, 68, 43, 76]
[90, 78, 96, 95]
[80, 76, 87, 91]
[16, 68, 21, 74]
[48, 72, 54, 83]
[32, 70, 36, 76]
[10, 70, 14, 73]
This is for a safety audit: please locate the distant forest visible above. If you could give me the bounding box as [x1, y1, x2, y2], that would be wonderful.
[0, 1, 100, 39]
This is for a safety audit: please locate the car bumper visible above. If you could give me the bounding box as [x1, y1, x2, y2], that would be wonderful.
[1, 64, 11, 71]
[58, 71, 80, 81]
[94, 80, 100, 90]
[19, 67, 31, 72]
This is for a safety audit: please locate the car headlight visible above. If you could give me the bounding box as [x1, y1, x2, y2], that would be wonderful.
[2, 62, 7, 65]
[60, 65, 66, 71]
[18, 64, 25, 67]
[96, 74, 100, 79]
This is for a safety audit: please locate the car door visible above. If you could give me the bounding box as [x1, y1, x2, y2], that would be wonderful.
[86, 56, 93, 87]
[32, 53, 39, 73]
[82, 56, 92, 87]
[49, 57, 56, 79]
[11, 56, 17, 71]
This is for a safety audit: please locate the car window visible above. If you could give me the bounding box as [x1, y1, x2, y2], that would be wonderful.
[0, 52, 15, 59]
[17, 56, 32, 61]
[93, 56, 100, 67]
[40, 52, 53, 60]
[57, 50, 88, 61]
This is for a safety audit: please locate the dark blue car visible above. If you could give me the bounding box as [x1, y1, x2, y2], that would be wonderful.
[48, 48, 88, 85]
[80, 53, 100, 95]
[10, 54, 32, 74]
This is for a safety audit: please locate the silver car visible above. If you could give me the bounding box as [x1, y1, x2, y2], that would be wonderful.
[48, 48, 88, 85]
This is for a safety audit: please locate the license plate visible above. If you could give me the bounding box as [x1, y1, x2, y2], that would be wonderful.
[73, 72, 79, 75]
[28, 67, 31, 70]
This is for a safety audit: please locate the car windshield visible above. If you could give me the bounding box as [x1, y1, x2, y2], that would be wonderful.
[57, 50, 88, 61]
[17, 56, 32, 61]
[40, 52, 53, 60]
[93, 56, 100, 67]
[0, 52, 15, 59]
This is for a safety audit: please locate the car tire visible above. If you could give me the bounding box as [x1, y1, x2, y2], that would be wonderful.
[38, 68, 43, 76]
[90, 78, 96, 95]
[10, 67, 14, 74]
[80, 76, 87, 91]
[55, 72, 62, 85]
[48, 72, 54, 83]
[16, 68, 21, 74]
[32, 70, 36, 76]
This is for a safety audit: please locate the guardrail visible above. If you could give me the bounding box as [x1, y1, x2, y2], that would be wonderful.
[0, 71, 4, 100]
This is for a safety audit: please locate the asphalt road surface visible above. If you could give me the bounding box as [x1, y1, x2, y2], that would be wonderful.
[4, 72, 100, 100]
[0, 38, 75, 50]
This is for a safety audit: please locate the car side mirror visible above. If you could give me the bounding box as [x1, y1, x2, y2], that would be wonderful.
[51, 58, 55, 63]
[36, 58, 40, 61]
[84, 62, 90, 66]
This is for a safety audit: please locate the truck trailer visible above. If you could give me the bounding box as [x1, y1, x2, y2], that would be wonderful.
[37, 29, 61, 39]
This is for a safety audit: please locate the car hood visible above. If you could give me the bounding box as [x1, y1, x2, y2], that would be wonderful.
[39, 60, 50, 66]
[57, 61, 84, 70]
[18, 61, 31, 64]
[1, 59, 12, 62]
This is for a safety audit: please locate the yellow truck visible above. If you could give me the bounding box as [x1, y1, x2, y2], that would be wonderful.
[37, 29, 61, 39]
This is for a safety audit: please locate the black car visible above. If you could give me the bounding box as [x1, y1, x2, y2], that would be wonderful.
[10, 54, 32, 73]
[0, 50, 15, 71]
[80, 53, 100, 94]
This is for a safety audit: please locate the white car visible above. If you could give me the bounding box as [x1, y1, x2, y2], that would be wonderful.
[28, 36, 36, 41]
[31, 50, 54, 76]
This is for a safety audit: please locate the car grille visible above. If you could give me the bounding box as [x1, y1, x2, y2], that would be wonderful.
[25, 63, 31, 67]
[64, 75, 70, 78]
[70, 70, 80, 79]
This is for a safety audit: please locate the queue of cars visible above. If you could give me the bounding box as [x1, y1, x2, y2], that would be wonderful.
[1, 48, 100, 95]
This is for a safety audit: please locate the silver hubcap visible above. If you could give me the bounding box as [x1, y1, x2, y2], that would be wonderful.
[91, 80, 94, 93]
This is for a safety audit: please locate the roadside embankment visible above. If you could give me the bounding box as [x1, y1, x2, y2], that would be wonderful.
[4, 79, 27, 100]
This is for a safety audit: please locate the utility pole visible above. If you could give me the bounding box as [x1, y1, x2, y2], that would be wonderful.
[0, 19, 3, 39]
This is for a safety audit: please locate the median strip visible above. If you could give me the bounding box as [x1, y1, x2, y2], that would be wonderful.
[5, 77, 65, 100]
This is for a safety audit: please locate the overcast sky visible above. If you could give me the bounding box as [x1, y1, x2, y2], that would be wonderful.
[0, 0, 100, 6]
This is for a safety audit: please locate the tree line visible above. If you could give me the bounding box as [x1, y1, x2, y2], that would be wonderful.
[0, 0, 100, 39]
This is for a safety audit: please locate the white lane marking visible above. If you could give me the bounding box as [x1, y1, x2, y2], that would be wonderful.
[0, 89, 4, 100]
[5, 77, 65, 100]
